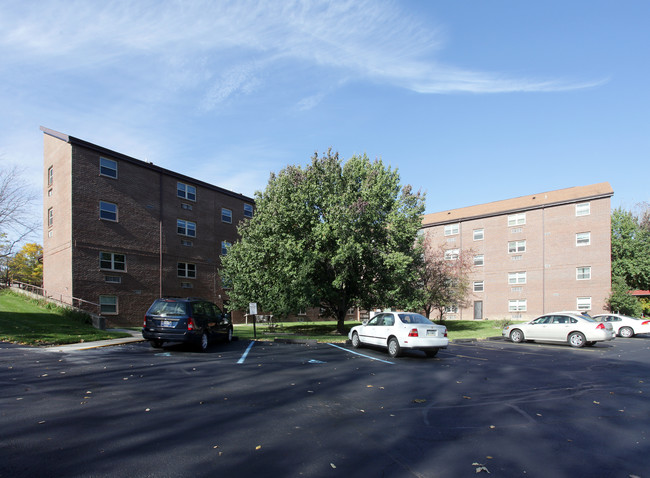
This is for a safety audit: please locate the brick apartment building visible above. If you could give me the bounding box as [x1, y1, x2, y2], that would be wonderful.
[41, 127, 254, 326]
[420, 183, 614, 321]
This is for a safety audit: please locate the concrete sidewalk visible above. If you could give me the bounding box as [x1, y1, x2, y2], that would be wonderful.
[42, 329, 145, 352]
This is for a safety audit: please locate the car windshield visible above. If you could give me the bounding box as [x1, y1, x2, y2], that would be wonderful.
[398, 313, 432, 325]
[148, 301, 187, 316]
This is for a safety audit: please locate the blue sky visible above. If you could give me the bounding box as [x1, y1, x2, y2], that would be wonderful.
[1, 0, 648, 239]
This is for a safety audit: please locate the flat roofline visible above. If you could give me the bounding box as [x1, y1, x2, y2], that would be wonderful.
[41, 126, 255, 203]
[421, 182, 613, 228]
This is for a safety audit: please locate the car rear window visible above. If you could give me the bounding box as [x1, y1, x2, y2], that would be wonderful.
[148, 300, 187, 316]
[398, 313, 432, 325]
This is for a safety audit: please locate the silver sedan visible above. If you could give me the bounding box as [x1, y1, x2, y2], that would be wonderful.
[592, 313, 650, 337]
[503, 312, 615, 348]
[349, 312, 448, 358]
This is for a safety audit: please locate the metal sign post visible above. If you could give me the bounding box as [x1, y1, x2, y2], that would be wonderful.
[249, 303, 258, 339]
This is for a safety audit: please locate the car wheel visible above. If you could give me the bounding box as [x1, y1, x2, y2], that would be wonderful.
[226, 327, 233, 343]
[198, 332, 209, 352]
[388, 337, 402, 358]
[150, 340, 163, 348]
[619, 327, 634, 338]
[509, 329, 524, 343]
[351, 332, 361, 348]
[424, 348, 439, 358]
[568, 331, 586, 348]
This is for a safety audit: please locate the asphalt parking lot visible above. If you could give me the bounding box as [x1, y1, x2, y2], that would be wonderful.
[2, 336, 650, 477]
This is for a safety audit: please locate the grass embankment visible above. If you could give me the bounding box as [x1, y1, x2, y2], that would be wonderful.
[234, 318, 506, 343]
[0, 290, 131, 346]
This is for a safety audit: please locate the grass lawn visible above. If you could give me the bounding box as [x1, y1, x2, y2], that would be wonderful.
[234, 318, 507, 343]
[0, 289, 509, 346]
[0, 290, 131, 346]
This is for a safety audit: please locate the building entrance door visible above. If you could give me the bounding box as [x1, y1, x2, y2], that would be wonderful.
[474, 301, 483, 320]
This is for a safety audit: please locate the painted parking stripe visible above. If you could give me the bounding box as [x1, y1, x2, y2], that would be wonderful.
[327, 343, 395, 364]
[237, 340, 255, 364]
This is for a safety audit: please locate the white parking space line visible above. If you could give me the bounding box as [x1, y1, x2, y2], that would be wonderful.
[327, 343, 395, 364]
[237, 341, 255, 364]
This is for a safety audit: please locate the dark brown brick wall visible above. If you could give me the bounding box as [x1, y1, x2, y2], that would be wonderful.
[43, 132, 254, 326]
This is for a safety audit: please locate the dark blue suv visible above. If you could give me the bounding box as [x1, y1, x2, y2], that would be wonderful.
[142, 298, 233, 351]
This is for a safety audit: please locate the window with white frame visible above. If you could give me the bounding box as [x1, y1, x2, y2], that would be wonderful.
[444, 305, 459, 314]
[508, 240, 526, 253]
[576, 232, 591, 246]
[99, 295, 118, 314]
[177, 182, 196, 201]
[104, 275, 122, 284]
[100, 252, 126, 271]
[47, 208, 53, 227]
[508, 271, 527, 284]
[576, 202, 590, 216]
[509, 299, 527, 312]
[508, 213, 526, 226]
[474, 254, 484, 266]
[577, 297, 592, 310]
[47, 166, 54, 186]
[473, 281, 484, 292]
[473, 228, 484, 241]
[222, 208, 233, 224]
[444, 248, 459, 260]
[99, 157, 118, 178]
[444, 223, 459, 236]
[177, 219, 196, 237]
[221, 240, 231, 255]
[244, 204, 253, 218]
[99, 201, 118, 221]
[576, 266, 591, 280]
[177, 262, 196, 279]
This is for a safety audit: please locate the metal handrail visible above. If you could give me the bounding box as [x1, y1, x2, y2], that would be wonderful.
[9, 281, 101, 315]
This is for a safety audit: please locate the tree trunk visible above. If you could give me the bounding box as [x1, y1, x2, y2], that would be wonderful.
[336, 309, 347, 335]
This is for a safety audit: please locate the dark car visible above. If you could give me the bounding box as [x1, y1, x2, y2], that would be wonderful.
[142, 297, 233, 351]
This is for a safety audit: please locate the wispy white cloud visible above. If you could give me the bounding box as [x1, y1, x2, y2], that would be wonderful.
[201, 62, 265, 111]
[0, 0, 604, 109]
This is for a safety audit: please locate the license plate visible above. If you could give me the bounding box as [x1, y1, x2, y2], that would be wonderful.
[426, 330, 437, 336]
[161, 320, 174, 328]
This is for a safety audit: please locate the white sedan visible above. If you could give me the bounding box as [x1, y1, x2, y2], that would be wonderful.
[592, 313, 650, 337]
[348, 312, 448, 358]
[503, 312, 615, 348]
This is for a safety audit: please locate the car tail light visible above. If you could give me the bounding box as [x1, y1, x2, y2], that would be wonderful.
[596, 323, 605, 330]
[187, 317, 195, 331]
[643, 321, 650, 326]
[408, 328, 419, 337]
[444, 329, 448, 337]
[143, 316, 147, 327]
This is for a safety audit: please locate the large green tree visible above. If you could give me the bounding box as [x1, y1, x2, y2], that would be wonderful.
[611, 207, 650, 290]
[607, 274, 643, 317]
[220, 150, 425, 333]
